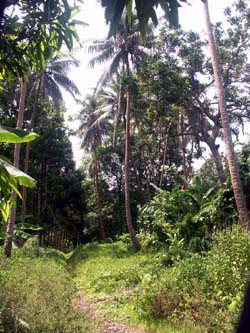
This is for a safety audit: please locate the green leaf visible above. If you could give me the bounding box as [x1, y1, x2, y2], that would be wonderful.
[0, 154, 12, 164]
[126, 0, 133, 27]
[106, 0, 127, 38]
[0, 126, 39, 143]
[0, 159, 36, 188]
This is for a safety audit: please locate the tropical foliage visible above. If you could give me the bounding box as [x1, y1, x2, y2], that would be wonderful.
[0, 0, 250, 332]
[0, 126, 37, 239]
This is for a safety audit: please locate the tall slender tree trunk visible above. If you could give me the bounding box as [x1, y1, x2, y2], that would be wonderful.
[179, 113, 189, 189]
[123, 56, 141, 251]
[203, 0, 250, 230]
[113, 84, 125, 146]
[21, 80, 41, 223]
[93, 143, 106, 241]
[159, 137, 169, 189]
[4, 80, 27, 257]
[124, 88, 141, 251]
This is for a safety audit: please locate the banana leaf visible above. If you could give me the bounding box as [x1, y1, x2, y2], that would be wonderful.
[0, 125, 38, 143]
[0, 158, 35, 188]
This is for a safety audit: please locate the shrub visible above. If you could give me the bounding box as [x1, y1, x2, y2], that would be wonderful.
[137, 181, 212, 253]
[138, 227, 250, 332]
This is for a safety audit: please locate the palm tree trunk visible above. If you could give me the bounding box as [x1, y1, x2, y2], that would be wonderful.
[203, 0, 250, 230]
[113, 84, 125, 146]
[21, 80, 41, 223]
[179, 113, 189, 189]
[124, 87, 141, 251]
[93, 144, 106, 241]
[4, 80, 27, 257]
[159, 137, 168, 189]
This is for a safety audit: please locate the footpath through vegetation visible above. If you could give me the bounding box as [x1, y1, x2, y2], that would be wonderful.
[1, 228, 250, 333]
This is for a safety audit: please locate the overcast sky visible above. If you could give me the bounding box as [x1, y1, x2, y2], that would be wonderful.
[66, 0, 236, 165]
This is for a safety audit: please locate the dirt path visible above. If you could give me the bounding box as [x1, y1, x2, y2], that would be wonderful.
[77, 295, 143, 333]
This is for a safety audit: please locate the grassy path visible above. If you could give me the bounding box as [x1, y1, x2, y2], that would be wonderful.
[67, 241, 153, 333]
[77, 294, 143, 333]
[67, 241, 189, 333]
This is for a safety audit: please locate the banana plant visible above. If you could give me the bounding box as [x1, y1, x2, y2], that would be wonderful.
[0, 125, 38, 233]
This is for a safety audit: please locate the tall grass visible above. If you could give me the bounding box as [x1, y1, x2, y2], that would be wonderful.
[0, 241, 95, 333]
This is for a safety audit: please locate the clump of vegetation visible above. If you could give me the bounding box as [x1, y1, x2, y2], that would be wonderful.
[137, 227, 250, 332]
[0, 246, 94, 333]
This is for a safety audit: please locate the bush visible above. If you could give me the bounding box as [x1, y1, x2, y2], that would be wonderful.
[137, 182, 212, 253]
[0, 251, 92, 333]
[138, 227, 250, 332]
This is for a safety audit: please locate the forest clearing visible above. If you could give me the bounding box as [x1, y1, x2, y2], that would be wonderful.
[0, 0, 250, 332]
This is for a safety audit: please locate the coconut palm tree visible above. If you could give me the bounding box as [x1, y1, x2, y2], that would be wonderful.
[28, 54, 81, 112]
[20, 54, 81, 223]
[88, 15, 153, 250]
[202, 0, 250, 230]
[4, 54, 81, 257]
[77, 95, 111, 241]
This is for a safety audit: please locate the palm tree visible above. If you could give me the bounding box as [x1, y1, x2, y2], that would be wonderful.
[77, 95, 111, 241]
[34, 54, 81, 111]
[20, 54, 81, 223]
[98, 81, 123, 145]
[88, 16, 153, 250]
[4, 55, 81, 257]
[202, 0, 250, 230]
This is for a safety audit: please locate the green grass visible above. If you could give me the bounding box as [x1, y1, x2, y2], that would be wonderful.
[68, 241, 201, 332]
[0, 242, 96, 333]
[1, 228, 247, 333]
[67, 229, 250, 333]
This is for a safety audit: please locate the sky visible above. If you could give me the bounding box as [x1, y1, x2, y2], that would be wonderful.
[65, 0, 236, 166]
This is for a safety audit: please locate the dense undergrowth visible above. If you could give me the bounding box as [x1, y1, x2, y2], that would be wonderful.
[0, 228, 249, 333]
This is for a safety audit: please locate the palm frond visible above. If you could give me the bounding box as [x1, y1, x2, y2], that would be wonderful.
[77, 94, 112, 152]
[49, 54, 80, 72]
[94, 52, 122, 95]
[43, 77, 63, 111]
[52, 73, 81, 98]
[89, 46, 115, 68]
[44, 77, 63, 101]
